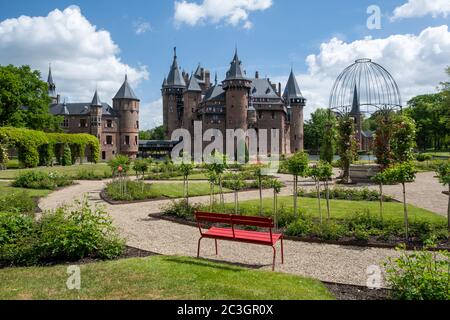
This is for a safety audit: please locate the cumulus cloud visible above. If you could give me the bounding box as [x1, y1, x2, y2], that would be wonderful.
[140, 98, 163, 129]
[174, 0, 272, 28]
[0, 5, 149, 104]
[391, 0, 450, 21]
[134, 20, 152, 35]
[273, 25, 450, 119]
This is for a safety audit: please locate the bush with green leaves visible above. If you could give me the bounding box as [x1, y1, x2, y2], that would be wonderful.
[74, 169, 112, 180]
[416, 153, 433, 162]
[133, 159, 151, 179]
[61, 144, 72, 166]
[436, 162, 450, 231]
[108, 154, 131, 176]
[385, 242, 450, 300]
[303, 187, 393, 202]
[13, 171, 73, 190]
[161, 200, 201, 220]
[0, 199, 124, 266]
[105, 179, 154, 201]
[0, 191, 37, 214]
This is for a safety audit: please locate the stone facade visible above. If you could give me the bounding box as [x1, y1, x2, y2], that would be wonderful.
[48, 67, 140, 161]
[162, 48, 306, 156]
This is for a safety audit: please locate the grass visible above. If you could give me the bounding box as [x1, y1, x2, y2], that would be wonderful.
[221, 196, 446, 224]
[0, 163, 113, 180]
[169, 173, 208, 181]
[148, 182, 231, 198]
[0, 255, 334, 300]
[0, 180, 51, 198]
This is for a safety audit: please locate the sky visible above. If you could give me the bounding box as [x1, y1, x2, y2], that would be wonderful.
[0, 0, 449, 130]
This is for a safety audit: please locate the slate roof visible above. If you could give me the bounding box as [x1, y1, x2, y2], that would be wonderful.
[283, 69, 304, 100]
[114, 75, 139, 100]
[203, 84, 225, 102]
[91, 89, 102, 106]
[225, 49, 247, 81]
[50, 102, 117, 116]
[186, 74, 202, 92]
[350, 85, 361, 115]
[250, 78, 281, 100]
[166, 47, 186, 88]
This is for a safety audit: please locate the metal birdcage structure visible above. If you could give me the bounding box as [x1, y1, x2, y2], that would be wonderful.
[329, 58, 402, 116]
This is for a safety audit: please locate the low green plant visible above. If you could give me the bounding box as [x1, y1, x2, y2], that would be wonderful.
[161, 200, 201, 220]
[13, 171, 73, 190]
[105, 180, 153, 201]
[0, 191, 37, 214]
[108, 155, 131, 176]
[74, 169, 112, 180]
[385, 241, 450, 300]
[133, 159, 151, 179]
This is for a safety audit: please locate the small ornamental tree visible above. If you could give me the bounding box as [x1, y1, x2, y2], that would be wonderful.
[384, 162, 417, 239]
[320, 115, 336, 164]
[206, 171, 218, 212]
[308, 164, 323, 223]
[108, 155, 131, 176]
[319, 161, 333, 221]
[372, 171, 390, 221]
[61, 144, 72, 167]
[254, 165, 268, 216]
[374, 111, 395, 169]
[286, 152, 310, 218]
[436, 162, 450, 231]
[391, 115, 417, 163]
[179, 162, 194, 206]
[132, 159, 150, 180]
[205, 153, 228, 209]
[0, 133, 9, 170]
[228, 174, 245, 215]
[269, 178, 283, 229]
[336, 115, 358, 184]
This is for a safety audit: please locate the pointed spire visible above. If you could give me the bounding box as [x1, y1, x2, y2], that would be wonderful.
[47, 63, 56, 97]
[283, 68, 304, 100]
[166, 47, 186, 87]
[113, 74, 139, 100]
[91, 88, 102, 106]
[214, 72, 218, 85]
[186, 73, 202, 92]
[225, 48, 247, 80]
[47, 63, 54, 84]
[350, 85, 361, 115]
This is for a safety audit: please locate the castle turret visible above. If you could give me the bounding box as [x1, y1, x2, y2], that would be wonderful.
[90, 89, 103, 139]
[284, 69, 306, 153]
[223, 49, 252, 131]
[113, 75, 140, 159]
[162, 47, 186, 139]
[183, 74, 202, 136]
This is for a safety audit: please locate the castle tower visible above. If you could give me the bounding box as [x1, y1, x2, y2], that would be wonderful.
[47, 64, 59, 104]
[162, 47, 186, 139]
[223, 49, 252, 131]
[350, 85, 363, 150]
[90, 89, 103, 139]
[284, 69, 306, 153]
[183, 74, 202, 136]
[113, 75, 140, 159]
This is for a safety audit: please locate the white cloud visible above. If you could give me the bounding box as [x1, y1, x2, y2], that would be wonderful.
[273, 25, 450, 119]
[0, 6, 149, 105]
[174, 0, 272, 28]
[134, 20, 152, 35]
[140, 98, 163, 129]
[391, 0, 450, 21]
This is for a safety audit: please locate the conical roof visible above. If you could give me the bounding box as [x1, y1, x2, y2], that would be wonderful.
[114, 75, 139, 100]
[186, 74, 202, 92]
[91, 89, 102, 106]
[225, 49, 247, 80]
[47, 64, 55, 85]
[166, 47, 186, 87]
[283, 69, 304, 100]
[350, 85, 361, 115]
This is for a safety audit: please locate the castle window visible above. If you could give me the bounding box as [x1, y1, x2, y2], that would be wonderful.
[135, 136, 138, 146]
[62, 118, 69, 128]
[136, 121, 139, 129]
[258, 112, 262, 120]
[125, 136, 130, 146]
[106, 120, 113, 128]
[106, 136, 113, 145]
[79, 119, 87, 128]
[102, 152, 106, 161]
[272, 111, 275, 120]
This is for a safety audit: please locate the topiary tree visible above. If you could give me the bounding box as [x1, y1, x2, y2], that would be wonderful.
[384, 162, 417, 239]
[179, 162, 194, 206]
[269, 178, 283, 229]
[286, 152, 309, 218]
[374, 111, 395, 169]
[320, 114, 336, 164]
[0, 133, 9, 170]
[318, 161, 333, 221]
[61, 144, 72, 167]
[336, 115, 358, 184]
[391, 115, 417, 163]
[436, 162, 450, 231]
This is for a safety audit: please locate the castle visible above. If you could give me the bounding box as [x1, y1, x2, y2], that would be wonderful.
[162, 48, 306, 156]
[47, 66, 140, 161]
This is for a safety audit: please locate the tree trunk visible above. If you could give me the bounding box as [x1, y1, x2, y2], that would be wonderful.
[234, 190, 238, 215]
[186, 178, 189, 207]
[379, 183, 383, 221]
[402, 183, 409, 240]
[259, 177, 263, 216]
[448, 185, 450, 232]
[210, 183, 214, 212]
[274, 190, 278, 230]
[325, 180, 330, 221]
[293, 175, 298, 219]
[317, 180, 322, 224]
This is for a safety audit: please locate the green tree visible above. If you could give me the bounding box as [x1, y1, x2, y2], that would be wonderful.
[139, 126, 165, 140]
[319, 161, 333, 221]
[384, 162, 417, 239]
[269, 178, 283, 229]
[286, 152, 309, 218]
[374, 111, 395, 169]
[61, 144, 72, 167]
[133, 159, 150, 180]
[304, 108, 331, 153]
[179, 162, 194, 206]
[336, 115, 358, 183]
[254, 165, 268, 216]
[205, 153, 228, 209]
[0, 65, 61, 131]
[372, 170, 390, 221]
[391, 115, 416, 163]
[108, 155, 131, 176]
[436, 162, 450, 231]
[320, 111, 337, 163]
[227, 174, 245, 215]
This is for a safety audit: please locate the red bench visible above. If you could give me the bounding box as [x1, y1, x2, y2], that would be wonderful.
[195, 211, 284, 271]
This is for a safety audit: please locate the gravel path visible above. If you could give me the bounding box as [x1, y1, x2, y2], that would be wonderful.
[38, 178, 402, 287]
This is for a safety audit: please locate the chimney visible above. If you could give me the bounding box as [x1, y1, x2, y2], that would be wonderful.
[255, 71, 259, 79]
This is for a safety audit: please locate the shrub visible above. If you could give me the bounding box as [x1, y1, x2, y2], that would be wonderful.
[0, 191, 37, 214]
[304, 187, 393, 202]
[0, 199, 125, 266]
[105, 179, 154, 201]
[61, 144, 72, 166]
[285, 217, 314, 237]
[13, 171, 73, 190]
[385, 242, 450, 300]
[416, 153, 432, 162]
[162, 200, 200, 220]
[74, 169, 111, 180]
[133, 159, 150, 179]
[108, 155, 131, 175]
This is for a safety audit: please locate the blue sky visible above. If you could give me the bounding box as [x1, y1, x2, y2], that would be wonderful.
[0, 0, 449, 129]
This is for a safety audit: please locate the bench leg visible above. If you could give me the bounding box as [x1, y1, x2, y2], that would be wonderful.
[281, 236, 284, 264]
[272, 246, 276, 271]
[215, 239, 218, 256]
[197, 237, 203, 258]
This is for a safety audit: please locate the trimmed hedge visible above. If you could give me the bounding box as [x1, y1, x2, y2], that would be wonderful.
[0, 127, 100, 168]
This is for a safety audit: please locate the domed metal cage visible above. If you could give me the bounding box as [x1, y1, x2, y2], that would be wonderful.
[329, 59, 402, 115]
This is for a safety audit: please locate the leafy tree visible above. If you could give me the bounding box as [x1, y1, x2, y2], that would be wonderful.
[108, 155, 131, 176]
[336, 115, 358, 183]
[269, 178, 283, 229]
[133, 159, 150, 180]
[436, 162, 450, 231]
[227, 174, 245, 215]
[179, 162, 194, 206]
[286, 152, 309, 218]
[391, 115, 416, 163]
[383, 162, 417, 239]
[320, 113, 337, 163]
[304, 108, 333, 153]
[205, 153, 228, 209]
[139, 126, 165, 140]
[0, 65, 62, 131]
[254, 165, 268, 216]
[61, 144, 72, 167]
[372, 170, 390, 221]
[206, 171, 218, 212]
[374, 111, 395, 169]
[319, 161, 333, 221]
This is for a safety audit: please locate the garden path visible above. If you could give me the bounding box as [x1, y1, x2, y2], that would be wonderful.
[39, 177, 403, 287]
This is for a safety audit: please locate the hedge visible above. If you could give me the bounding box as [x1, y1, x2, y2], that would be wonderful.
[0, 127, 100, 168]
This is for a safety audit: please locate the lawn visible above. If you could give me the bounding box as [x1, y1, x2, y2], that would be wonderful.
[0, 163, 112, 180]
[0, 256, 334, 300]
[0, 180, 51, 198]
[148, 182, 231, 198]
[169, 173, 208, 181]
[221, 196, 445, 224]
